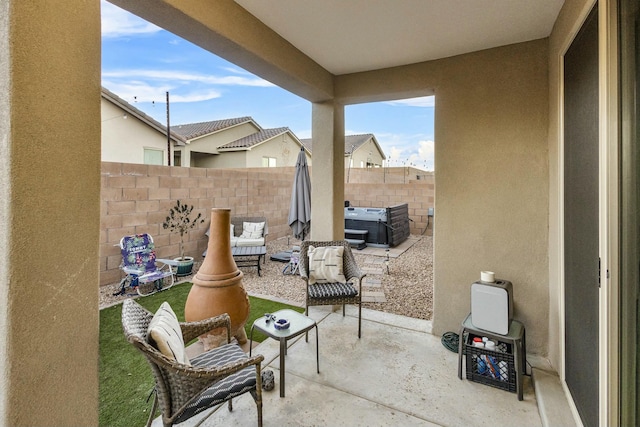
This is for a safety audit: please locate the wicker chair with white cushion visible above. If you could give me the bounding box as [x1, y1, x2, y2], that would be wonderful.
[299, 240, 366, 338]
[121, 299, 264, 427]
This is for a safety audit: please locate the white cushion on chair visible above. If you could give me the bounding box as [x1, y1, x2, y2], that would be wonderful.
[236, 237, 265, 247]
[307, 245, 346, 285]
[147, 302, 190, 365]
[239, 222, 265, 239]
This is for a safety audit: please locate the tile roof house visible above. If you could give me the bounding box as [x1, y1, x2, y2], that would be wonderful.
[172, 119, 308, 168]
[101, 88, 185, 165]
[101, 89, 308, 168]
[300, 134, 386, 168]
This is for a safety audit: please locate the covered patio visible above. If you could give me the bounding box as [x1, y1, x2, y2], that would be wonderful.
[163, 306, 571, 427]
[2, 1, 637, 426]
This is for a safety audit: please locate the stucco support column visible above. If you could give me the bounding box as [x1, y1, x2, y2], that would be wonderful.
[0, 1, 100, 425]
[311, 101, 345, 240]
[181, 147, 191, 167]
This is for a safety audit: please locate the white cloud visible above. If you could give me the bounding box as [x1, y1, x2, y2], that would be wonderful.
[388, 147, 403, 161]
[375, 135, 434, 170]
[417, 140, 434, 161]
[103, 69, 274, 87]
[221, 66, 254, 76]
[169, 91, 223, 103]
[385, 96, 435, 108]
[101, 1, 162, 38]
[102, 80, 221, 103]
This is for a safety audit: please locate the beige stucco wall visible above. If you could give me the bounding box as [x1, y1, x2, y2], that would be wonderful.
[547, 0, 596, 372]
[1, 1, 101, 425]
[244, 134, 305, 168]
[431, 41, 550, 355]
[101, 98, 173, 164]
[312, 101, 346, 241]
[336, 40, 550, 354]
[349, 138, 385, 168]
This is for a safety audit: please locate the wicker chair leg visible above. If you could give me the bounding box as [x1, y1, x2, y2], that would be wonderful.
[305, 302, 310, 342]
[228, 398, 233, 412]
[358, 302, 362, 338]
[342, 304, 346, 316]
[145, 394, 159, 427]
[256, 388, 263, 427]
[256, 364, 263, 427]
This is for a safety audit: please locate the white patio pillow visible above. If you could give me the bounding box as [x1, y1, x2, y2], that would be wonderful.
[240, 222, 265, 239]
[147, 302, 190, 365]
[307, 245, 346, 285]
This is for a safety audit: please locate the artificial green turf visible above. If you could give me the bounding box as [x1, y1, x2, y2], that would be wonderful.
[99, 282, 303, 427]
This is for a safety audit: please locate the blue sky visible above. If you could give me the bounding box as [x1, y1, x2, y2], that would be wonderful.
[101, 1, 435, 170]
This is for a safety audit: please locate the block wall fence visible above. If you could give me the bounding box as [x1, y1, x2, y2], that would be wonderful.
[100, 162, 435, 286]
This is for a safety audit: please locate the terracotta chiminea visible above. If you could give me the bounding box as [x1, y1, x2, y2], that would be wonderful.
[185, 208, 250, 346]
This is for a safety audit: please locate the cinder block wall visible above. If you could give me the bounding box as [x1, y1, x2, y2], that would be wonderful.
[344, 171, 435, 236]
[100, 162, 435, 286]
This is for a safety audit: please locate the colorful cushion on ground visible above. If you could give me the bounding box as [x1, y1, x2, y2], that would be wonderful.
[147, 302, 190, 365]
[121, 234, 157, 272]
[307, 245, 346, 285]
[240, 222, 265, 239]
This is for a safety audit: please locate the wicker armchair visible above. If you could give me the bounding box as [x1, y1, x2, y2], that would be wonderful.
[121, 299, 264, 427]
[299, 240, 366, 338]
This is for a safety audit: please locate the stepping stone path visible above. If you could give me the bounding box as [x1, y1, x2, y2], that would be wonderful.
[358, 256, 387, 303]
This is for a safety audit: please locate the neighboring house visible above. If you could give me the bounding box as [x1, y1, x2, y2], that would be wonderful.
[9, 3, 640, 427]
[300, 134, 385, 168]
[101, 88, 184, 165]
[101, 90, 308, 168]
[172, 119, 309, 168]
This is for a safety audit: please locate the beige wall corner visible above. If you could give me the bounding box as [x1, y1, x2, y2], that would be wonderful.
[1, 1, 101, 425]
[430, 40, 550, 354]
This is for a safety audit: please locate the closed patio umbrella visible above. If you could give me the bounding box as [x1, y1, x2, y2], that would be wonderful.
[288, 147, 311, 240]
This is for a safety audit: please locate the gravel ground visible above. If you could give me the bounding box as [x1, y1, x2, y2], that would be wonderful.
[99, 235, 433, 320]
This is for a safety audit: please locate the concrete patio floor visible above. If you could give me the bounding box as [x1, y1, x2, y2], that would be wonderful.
[157, 306, 576, 427]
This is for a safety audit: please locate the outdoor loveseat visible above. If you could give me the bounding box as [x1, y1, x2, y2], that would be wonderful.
[203, 216, 268, 257]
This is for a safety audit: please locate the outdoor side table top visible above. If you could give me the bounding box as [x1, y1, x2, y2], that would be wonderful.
[249, 309, 319, 397]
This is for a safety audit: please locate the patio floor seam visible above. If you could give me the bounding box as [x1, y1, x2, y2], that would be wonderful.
[271, 368, 444, 426]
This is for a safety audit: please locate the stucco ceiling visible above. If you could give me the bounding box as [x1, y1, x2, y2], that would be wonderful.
[234, 0, 565, 75]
